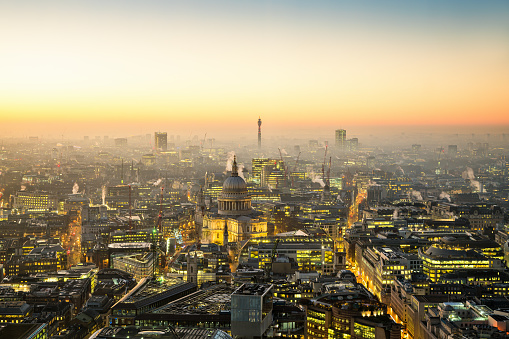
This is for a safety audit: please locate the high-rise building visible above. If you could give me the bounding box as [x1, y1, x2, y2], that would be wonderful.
[258, 117, 262, 149]
[335, 129, 346, 149]
[349, 137, 358, 151]
[252, 158, 284, 186]
[114, 138, 127, 147]
[154, 132, 167, 151]
[448, 144, 458, 155]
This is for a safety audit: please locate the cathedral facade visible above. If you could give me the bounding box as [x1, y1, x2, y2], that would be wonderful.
[201, 157, 268, 245]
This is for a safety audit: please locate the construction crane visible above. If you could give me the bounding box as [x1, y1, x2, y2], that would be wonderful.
[293, 152, 301, 173]
[327, 157, 332, 187]
[322, 146, 328, 186]
[265, 238, 280, 281]
[323, 145, 328, 169]
[278, 148, 288, 187]
[322, 164, 325, 185]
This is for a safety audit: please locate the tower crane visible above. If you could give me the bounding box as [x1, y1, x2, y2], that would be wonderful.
[265, 238, 280, 281]
[323, 145, 328, 169]
[322, 146, 328, 186]
[327, 157, 332, 187]
[278, 148, 288, 187]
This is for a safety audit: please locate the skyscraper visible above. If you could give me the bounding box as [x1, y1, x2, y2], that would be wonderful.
[258, 117, 262, 149]
[335, 129, 346, 149]
[154, 132, 167, 151]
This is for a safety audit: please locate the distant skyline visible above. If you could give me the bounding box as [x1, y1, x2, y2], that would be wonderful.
[1, 0, 508, 137]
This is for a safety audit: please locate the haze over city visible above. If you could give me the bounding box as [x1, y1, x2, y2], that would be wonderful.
[2, 1, 509, 339]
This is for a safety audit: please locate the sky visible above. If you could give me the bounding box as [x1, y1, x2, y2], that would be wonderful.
[0, 0, 508, 138]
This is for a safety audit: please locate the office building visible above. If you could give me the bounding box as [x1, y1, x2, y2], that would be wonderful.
[3, 245, 68, 276]
[419, 246, 505, 283]
[348, 137, 359, 151]
[111, 252, 156, 282]
[109, 277, 196, 327]
[154, 132, 167, 152]
[0, 323, 48, 339]
[114, 138, 127, 147]
[231, 284, 273, 339]
[0, 301, 32, 323]
[420, 301, 508, 338]
[303, 282, 400, 339]
[251, 158, 284, 186]
[238, 235, 336, 274]
[93, 327, 232, 338]
[136, 283, 235, 332]
[12, 191, 58, 214]
[335, 129, 346, 149]
[448, 144, 458, 155]
[357, 246, 417, 303]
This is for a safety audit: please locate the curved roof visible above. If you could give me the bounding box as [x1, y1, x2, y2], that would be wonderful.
[222, 176, 248, 196]
[221, 157, 248, 197]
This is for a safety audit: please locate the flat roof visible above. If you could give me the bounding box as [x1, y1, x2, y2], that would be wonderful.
[152, 284, 235, 316]
[113, 277, 193, 309]
[233, 283, 272, 296]
[108, 242, 151, 249]
[0, 323, 46, 338]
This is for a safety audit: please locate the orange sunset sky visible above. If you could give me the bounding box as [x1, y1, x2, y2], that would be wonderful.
[0, 0, 508, 138]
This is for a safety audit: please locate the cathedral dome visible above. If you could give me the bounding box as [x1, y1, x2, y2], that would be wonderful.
[222, 176, 248, 195]
[221, 157, 248, 197]
[218, 156, 252, 216]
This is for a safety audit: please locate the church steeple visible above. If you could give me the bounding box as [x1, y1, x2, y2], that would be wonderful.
[231, 156, 238, 177]
[223, 222, 229, 247]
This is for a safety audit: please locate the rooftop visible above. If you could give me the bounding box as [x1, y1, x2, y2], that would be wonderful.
[0, 323, 47, 339]
[152, 284, 235, 316]
[422, 246, 484, 259]
[233, 283, 272, 296]
[91, 326, 232, 339]
[113, 277, 194, 310]
[0, 301, 31, 315]
[108, 242, 152, 249]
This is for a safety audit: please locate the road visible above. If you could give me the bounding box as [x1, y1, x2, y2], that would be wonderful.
[64, 221, 82, 267]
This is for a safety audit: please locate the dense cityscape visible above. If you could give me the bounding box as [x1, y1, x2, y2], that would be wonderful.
[0, 124, 508, 339]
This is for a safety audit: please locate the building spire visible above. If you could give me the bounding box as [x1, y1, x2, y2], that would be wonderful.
[223, 221, 229, 247]
[232, 156, 238, 177]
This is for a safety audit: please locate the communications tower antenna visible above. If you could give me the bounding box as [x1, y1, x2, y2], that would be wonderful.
[258, 117, 262, 149]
